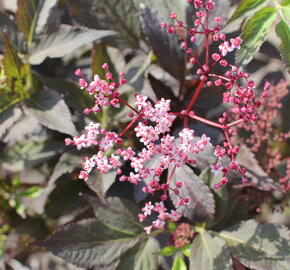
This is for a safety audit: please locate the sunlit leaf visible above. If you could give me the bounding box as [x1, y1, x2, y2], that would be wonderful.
[228, 0, 270, 23]
[236, 7, 277, 66]
[190, 231, 232, 270]
[29, 25, 115, 65]
[24, 88, 78, 136]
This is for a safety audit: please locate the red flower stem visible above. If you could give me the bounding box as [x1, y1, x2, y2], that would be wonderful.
[208, 73, 230, 82]
[223, 128, 235, 160]
[189, 113, 244, 130]
[205, 10, 209, 67]
[118, 114, 142, 138]
[105, 95, 139, 114]
[117, 97, 139, 114]
[167, 165, 177, 185]
[186, 80, 206, 112]
[227, 119, 243, 127]
[189, 113, 223, 128]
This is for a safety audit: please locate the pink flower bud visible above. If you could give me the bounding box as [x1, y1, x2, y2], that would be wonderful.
[170, 12, 177, 19]
[75, 68, 82, 76]
[102, 63, 108, 70]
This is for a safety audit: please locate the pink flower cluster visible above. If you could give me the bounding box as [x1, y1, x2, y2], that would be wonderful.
[234, 81, 290, 191]
[66, 0, 276, 232]
[140, 202, 182, 234]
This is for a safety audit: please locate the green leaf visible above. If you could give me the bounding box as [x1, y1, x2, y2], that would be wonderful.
[28, 25, 115, 65]
[169, 164, 215, 220]
[117, 237, 160, 270]
[228, 0, 270, 23]
[3, 33, 23, 87]
[82, 195, 144, 235]
[190, 231, 232, 270]
[275, 20, 290, 71]
[19, 186, 44, 198]
[217, 220, 290, 270]
[281, 0, 290, 21]
[160, 246, 178, 256]
[24, 88, 78, 136]
[31, 218, 140, 268]
[2, 137, 64, 172]
[140, 6, 186, 80]
[172, 256, 187, 270]
[182, 244, 191, 257]
[236, 7, 277, 66]
[16, 0, 39, 43]
[16, 0, 59, 44]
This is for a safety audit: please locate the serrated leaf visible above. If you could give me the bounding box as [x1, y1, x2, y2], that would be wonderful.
[140, 6, 186, 80]
[66, 0, 140, 48]
[190, 231, 232, 270]
[236, 7, 277, 66]
[172, 256, 187, 270]
[217, 220, 290, 270]
[82, 195, 144, 235]
[31, 218, 140, 268]
[228, 0, 270, 23]
[2, 137, 64, 172]
[199, 169, 229, 229]
[0, 105, 22, 139]
[48, 151, 82, 186]
[24, 88, 77, 136]
[275, 20, 290, 71]
[169, 164, 215, 220]
[117, 237, 160, 270]
[29, 25, 115, 64]
[235, 145, 281, 192]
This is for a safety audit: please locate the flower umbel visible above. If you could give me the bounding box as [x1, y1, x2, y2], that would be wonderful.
[66, 0, 272, 233]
